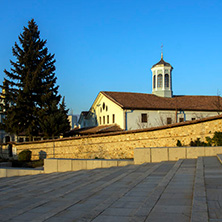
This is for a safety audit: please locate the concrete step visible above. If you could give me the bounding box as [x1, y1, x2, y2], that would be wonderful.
[203, 156, 222, 222]
[191, 156, 222, 222]
[217, 154, 222, 164]
[1, 157, 222, 222]
[190, 157, 208, 222]
[137, 159, 196, 222]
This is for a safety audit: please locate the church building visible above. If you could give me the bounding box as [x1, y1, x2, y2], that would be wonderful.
[79, 53, 222, 130]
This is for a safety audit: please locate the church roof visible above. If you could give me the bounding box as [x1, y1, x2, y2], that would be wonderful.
[101, 91, 222, 112]
[152, 57, 172, 68]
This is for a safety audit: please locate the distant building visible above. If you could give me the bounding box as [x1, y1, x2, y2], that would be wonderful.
[68, 114, 79, 129]
[78, 111, 92, 128]
[80, 53, 222, 130]
[0, 86, 15, 143]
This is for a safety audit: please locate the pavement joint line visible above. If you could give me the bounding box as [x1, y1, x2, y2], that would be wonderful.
[130, 159, 183, 221]
[2, 165, 142, 221]
[0, 170, 96, 206]
[0, 165, 125, 198]
[2, 157, 220, 221]
[0, 173, 82, 200]
[29, 164, 149, 222]
[216, 154, 222, 165]
[0, 170, 85, 193]
[1, 167, 124, 221]
[190, 157, 208, 222]
[82, 163, 164, 221]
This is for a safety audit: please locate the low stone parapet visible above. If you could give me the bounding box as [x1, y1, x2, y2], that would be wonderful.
[0, 167, 44, 178]
[44, 158, 134, 173]
[134, 146, 222, 164]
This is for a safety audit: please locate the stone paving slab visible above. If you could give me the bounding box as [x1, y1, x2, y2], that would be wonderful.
[204, 156, 222, 221]
[0, 157, 221, 221]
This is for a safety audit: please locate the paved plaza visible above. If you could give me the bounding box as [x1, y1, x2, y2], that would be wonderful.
[0, 156, 221, 221]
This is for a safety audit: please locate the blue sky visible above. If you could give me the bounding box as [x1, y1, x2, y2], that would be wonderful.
[1, 0, 222, 114]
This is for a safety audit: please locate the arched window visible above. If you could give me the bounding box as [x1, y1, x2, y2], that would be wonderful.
[157, 74, 162, 88]
[165, 74, 169, 87]
[153, 75, 156, 88]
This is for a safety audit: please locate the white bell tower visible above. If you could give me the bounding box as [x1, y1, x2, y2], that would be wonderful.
[151, 51, 173, 98]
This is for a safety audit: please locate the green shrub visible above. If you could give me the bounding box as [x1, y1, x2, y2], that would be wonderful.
[189, 138, 207, 147]
[212, 131, 222, 146]
[205, 137, 212, 146]
[18, 149, 32, 162]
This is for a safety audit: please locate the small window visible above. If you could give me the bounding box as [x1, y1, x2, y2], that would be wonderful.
[103, 102, 105, 110]
[191, 118, 196, 121]
[153, 75, 156, 88]
[103, 116, 105, 124]
[141, 114, 147, 123]
[18, 138, 24, 142]
[100, 108, 102, 112]
[157, 74, 163, 88]
[167, 118, 172, 124]
[179, 118, 184, 122]
[112, 114, 115, 123]
[107, 115, 109, 124]
[106, 106, 108, 111]
[165, 74, 169, 88]
[99, 117, 101, 125]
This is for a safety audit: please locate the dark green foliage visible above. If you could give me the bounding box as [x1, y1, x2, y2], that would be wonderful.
[1, 19, 70, 139]
[189, 132, 222, 147]
[189, 138, 207, 147]
[11, 159, 43, 168]
[211, 131, 222, 146]
[39, 97, 70, 138]
[205, 136, 212, 146]
[18, 149, 32, 162]
[176, 140, 182, 147]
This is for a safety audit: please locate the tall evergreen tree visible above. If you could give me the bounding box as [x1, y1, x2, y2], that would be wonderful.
[39, 97, 70, 139]
[2, 19, 70, 139]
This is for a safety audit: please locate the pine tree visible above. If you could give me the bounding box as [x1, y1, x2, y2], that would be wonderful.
[39, 97, 70, 139]
[2, 19, 69, 139]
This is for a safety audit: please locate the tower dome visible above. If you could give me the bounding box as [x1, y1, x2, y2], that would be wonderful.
[151, 53, 173, 98]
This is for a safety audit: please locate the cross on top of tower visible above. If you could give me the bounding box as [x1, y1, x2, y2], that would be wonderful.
[161, 44, 163, 59]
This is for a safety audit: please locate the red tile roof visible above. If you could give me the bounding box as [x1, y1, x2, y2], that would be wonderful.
[101, 91, 222, 112]
[64, 124, 123, 137]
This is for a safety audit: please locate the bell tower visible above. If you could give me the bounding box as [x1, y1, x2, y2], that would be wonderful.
[151, 51, 173, 98]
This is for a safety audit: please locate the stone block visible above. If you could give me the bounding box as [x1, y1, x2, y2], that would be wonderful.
[32, 170, 44, 175]
[205, 147, 222, 157]
[117, 160, 134, 167]
[101, 160, 118, 168]
[72, 160, 87, 171]
[187, 147, 205, 159]
[169, 147, 186, 161]
[44, 158, 58, 173]
[0, 169, 7, 178]
[87, 160, 102, 170]
[151, 148, 168, 163]
[6, 169, 19, 177]
[58, 159, 72, 172]
[18, 170, 34, 176]
[134, 148, 151, 164]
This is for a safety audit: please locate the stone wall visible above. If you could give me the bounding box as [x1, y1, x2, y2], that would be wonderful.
[13, 115, 222, 160]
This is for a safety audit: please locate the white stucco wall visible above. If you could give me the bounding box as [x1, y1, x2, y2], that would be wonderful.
[91, 93, 124, 129]
[125, 109, 219, 130]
